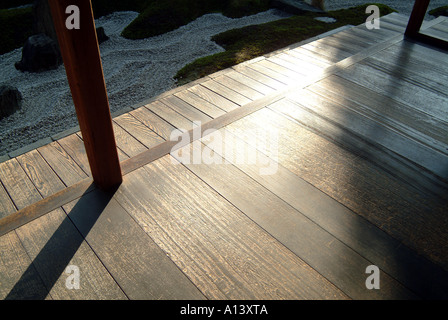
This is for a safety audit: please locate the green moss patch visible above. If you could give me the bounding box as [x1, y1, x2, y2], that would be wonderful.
[121, 0, 271, 39]
[175, 3, 397, 85]
[429, 6, 448, 18]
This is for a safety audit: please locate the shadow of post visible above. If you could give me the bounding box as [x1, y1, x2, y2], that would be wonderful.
[5, 185, 117, 300]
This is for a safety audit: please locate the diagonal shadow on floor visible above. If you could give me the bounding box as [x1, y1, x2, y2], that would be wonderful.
[5, 186, 117, 300]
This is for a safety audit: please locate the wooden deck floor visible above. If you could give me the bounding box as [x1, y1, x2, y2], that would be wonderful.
[1, 13, 448, 300]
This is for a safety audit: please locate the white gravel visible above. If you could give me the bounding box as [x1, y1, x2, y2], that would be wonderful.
[0, 9, 291, 156]
[1, 1, 446, 156]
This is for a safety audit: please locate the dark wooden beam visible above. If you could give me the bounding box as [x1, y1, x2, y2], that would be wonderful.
[405, 0, 430, 36]
[48, 0, 122, 190]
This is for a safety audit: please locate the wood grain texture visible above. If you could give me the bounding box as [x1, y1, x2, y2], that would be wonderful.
[232, 64, 288, 90]
[286, 87, 448, 181]
[12, 207, 127, 299]
[63, 189, 205, 300]
[57, 134, 92, 176]
[336, 62, 448, 122]
[188, 84, 239, 112]
[130, 106, 177, 141]
[175, 89, 227, 119]
[224, 70, 276, 95]
[0, 231, 48, 299]
[114, 113, 165, 149]
[37, 141, 88, 187]
[0, 162, 125, 299]
[311, 76, 448, 152]
[213, 74, 265, 101]
[201, 79, 253, 106]
[0, 159, 42, 210]
[15, 150, 66, 200]
[205, 128, 448, 298]
[115, 155, 349, 300]
[224, 106, 448, 271]
[175, 141, 418, 299]
[110, 121, 148, 158]
[0, 181, 17, 219]
[146, 100, 196, 131]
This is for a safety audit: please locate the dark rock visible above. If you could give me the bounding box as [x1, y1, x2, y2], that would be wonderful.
[15, 33, 62, 73]
[0, 85, 22, 120]
[96, 27, 109, 44]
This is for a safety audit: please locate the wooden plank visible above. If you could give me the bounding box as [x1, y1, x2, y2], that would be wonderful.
[110, 121, 148, 158]
[379, 20, 407, 33]
[405, 0, 430, 36]
[336, 62, 448, 121]
[225, 106, 448, 271]
[48, 0, 122, 190]
[286, 88, 448, 180]
[0, 231, 49, 299]
[283, 48, 333, 69]
[188, 84, 239, 112]
[246, 60, 302, 86]
[315, 35, 368, 54]
[130, 106, 177, 141]
[232, 64, 287, 90]
[11, 207, 127, 299]
[63, 188, 205, 300]
[0, 159, 42, 210]
[422, 27, 448, 42]
[114, 113, 165, 149]
[16, 150, 66, 198]
[268, 54, 323, 76]
[224, 70, 277, 95]
[0, 182, 17, 219]
[362, 55, 448, 97]
[115, 156, 350, 300]
[160, 95, 212, 124]
[311, 76, 448, 152]
[57, 134, 92, 176]
[205, 128, 448, 298]
[381, 12, 410, 28]
[256, 58, 304, 80]
[289, 45, 339, 64]
[1, 162, 126, 299]
[329, 28, 379, 46]
[146, 100, 195, 131]
[174, 90, 227, 119]
[213, 74, 265, 100]
[175, 141, 418, 299]
[0, 178, 94, 237]
[201, 79, 252, 106]
[75, 131, 129, 163]
[37, 141, 89, 187]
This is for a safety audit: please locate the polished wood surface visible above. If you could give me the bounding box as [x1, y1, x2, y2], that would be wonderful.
[1, 13, 447, 300]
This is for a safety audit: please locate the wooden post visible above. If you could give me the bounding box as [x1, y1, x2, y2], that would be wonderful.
[405, 0, 430, 37]
[48, 0, 122, 190]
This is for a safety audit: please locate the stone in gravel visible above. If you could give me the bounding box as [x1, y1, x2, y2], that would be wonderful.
[0, 85, 22, 120]
[15, 34, 62, 73]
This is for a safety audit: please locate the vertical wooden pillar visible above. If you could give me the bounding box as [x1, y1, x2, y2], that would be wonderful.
[405, 0, 430, 37]
[48, 0, 122, 190]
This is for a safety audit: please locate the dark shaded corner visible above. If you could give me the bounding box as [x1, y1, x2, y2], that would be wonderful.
[5, 185, 118, 300]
